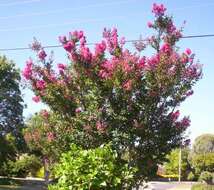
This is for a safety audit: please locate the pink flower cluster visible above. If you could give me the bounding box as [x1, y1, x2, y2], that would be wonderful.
[32, 96, 40, 103]
[152, 3, 166, 17]
[22, 59, 33, 80]
[103, 27, 120, 54]
[47, 132, 55, 142]
[38, 49, 47, 61]
[171, 110, 180, 121]
[57, 63, 67, 71]
[96, 121, 107, 133]
[160, 43, 171, 54]
[40, 109, 49, 118]
[95, 40, 106, 56]
[36, 80, 46, 90]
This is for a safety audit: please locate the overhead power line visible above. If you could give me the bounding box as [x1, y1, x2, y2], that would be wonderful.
[0, 34, 214, 52]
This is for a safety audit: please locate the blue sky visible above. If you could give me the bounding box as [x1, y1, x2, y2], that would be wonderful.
[0, 0, 213, 142]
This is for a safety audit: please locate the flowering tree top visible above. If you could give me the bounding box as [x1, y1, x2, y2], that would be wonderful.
[23, 3, 202, 183]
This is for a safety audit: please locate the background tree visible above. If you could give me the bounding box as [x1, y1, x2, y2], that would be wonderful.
[0, 56, 24, 173]
[164, 148, 191, 180]
[193, 134, 214, 154]
[189, 134, 214, 179]
[23, 3, 202, 188]
[0, 56, 24, 135]
[24, 111, 60, 182]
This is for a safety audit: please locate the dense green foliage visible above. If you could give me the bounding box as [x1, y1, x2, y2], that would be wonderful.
[0, 56, 24, 136]
[193, 134, 214, 154]
[48, 144, 136, 190]
[188, 134, 214, 181]
[0, 56, 24, 176]
[191, 184, 214, 190]
[190, 153, 214, 175]
[199, 172, 214, 184]
[164, 148, 191, 179]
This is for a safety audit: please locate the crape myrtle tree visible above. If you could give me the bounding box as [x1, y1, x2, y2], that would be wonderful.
[24, 111, 65, 182]
[23, 3, 202, 187]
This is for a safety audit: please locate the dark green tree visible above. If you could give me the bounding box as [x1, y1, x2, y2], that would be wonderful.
[0, 56, 24, 168]
[193, 134, 214, 154]
[0, 56, 24, 135]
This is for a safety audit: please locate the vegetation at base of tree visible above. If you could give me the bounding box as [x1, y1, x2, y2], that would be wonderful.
[48, 144, 136, 190]
[191, 184, 214, 190]
[199, 172, 214, 185]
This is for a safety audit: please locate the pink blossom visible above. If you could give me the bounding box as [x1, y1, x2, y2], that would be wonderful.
[119, 37, 126, 46]
[152, 3, 166, 17]
[38, 50, 47, 60]
[58, 35, 67, 44]
[40, 109, 49, 118]
[123, 80, 132, 91]
[80, 37, 86, 47]
[36, 80, 46, 90]
[95, 40, 106, 56]
[96, 121, 106, 133]
[63, 41, 75, 52]
[57, 63, 67, 70]
[137, 57, 146, 69]
[103, 28, 119, 54]
[185, 48, 192, 55]
[186, 90, 194, 97]
[171, 110, 180, 121]
[147, 54, 160, 68]
[99, 70, 110, 79]
[81, 47, 92, 62]
[30, 38, 42, 51]
[78, 30, 84, 39]
[75, 107, 82, 113]
[181, 117, 190, 127]
[160, 43, 171, 54]
[181, 54, 189, 64]
[22, 59, 33, 80]
[167, 21, 176, 33]
[147, 21, 153, 28]
[32, 96, 40, 103]
[47, 132, 55, 142]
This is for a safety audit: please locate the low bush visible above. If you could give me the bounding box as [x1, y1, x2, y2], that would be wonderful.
[10, 154, 42, 177]
[48, 144, 137, 190]
[35, 167, 44, 178]
[199, 172, 214, 184]
[191, 184, 214, 190]
[188, 172, 197, 181]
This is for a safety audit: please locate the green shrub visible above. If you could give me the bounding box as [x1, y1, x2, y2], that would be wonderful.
[188, 172, 197, 181]
[48, 144, 137, 190]
[35, 167, 44, 178]
[10, 154, 42, 177]
[191, 184, 214, 190]
[199, 172, 214, 184]
[190, 153, 214, 175]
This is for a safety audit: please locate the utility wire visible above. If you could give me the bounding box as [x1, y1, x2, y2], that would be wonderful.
[0, 34, 214, 52]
